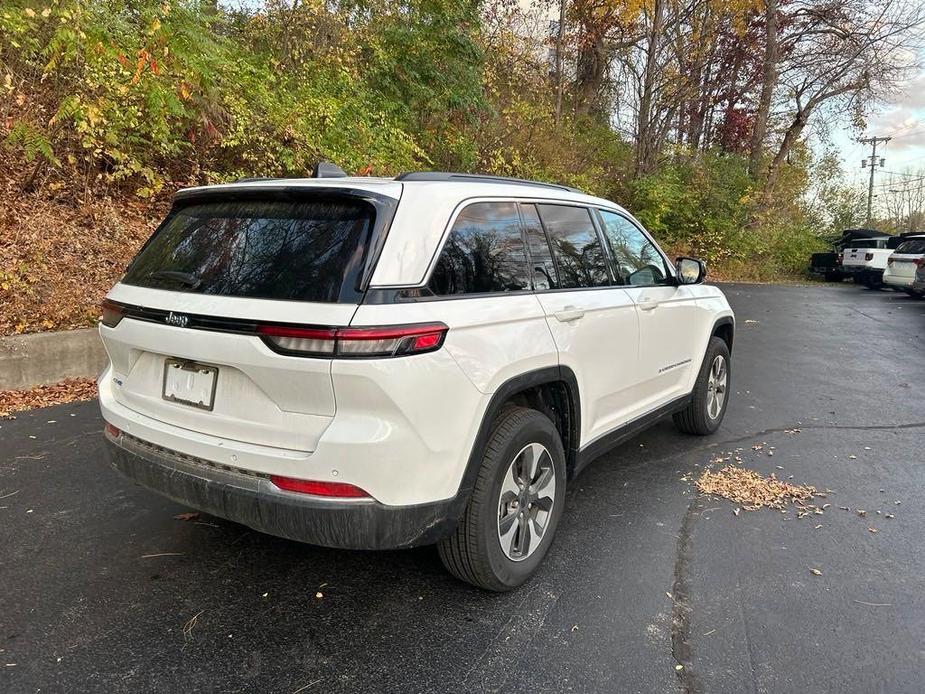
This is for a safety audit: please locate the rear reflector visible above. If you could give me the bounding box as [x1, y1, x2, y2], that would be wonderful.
[101, 300, 125, 328]
[269, 476, 370, 498]
[258, 322, 448, 358]
[104, 422, 121, 438]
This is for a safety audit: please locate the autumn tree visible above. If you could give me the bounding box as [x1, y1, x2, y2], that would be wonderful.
[759, 0, 925, 194]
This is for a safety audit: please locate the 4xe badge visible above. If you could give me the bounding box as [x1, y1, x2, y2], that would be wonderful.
[165, 312, 189, 328]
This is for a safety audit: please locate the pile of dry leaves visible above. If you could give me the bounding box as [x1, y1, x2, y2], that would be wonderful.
[696, 465, 816, 511]
[0, 377, 97, 418]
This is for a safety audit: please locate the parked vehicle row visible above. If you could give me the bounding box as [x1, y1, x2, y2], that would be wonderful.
[97, 166, 734, 590]
[810, 229, 925, 297]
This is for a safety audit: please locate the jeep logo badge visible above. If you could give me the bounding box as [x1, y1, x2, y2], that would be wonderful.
[165, 312, 189, 328]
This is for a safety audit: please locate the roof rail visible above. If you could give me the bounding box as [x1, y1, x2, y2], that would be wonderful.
[395, 171, 583, 194]
[234, 177, 285, 183]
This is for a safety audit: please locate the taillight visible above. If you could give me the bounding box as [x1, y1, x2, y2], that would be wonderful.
[269, 476, 370, 498]
[915, 258, 924, 268]
[836, 253, 843, 265]
[104, 422, 121, 438]
[100, 300, 124, 328]
[865, 252, 874, 261]
[257, 323, 449, 358]
[257, 325, 338, 355]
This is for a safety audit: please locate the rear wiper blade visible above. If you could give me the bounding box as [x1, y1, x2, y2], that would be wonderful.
[147, 270, 203, 289]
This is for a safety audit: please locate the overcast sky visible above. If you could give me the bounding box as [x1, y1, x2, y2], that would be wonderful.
[828, 60, 925, 197]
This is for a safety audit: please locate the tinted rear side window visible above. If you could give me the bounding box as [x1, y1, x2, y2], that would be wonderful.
[536, 204, 610, 288]
[428, 202, 529, 295]
[895, 239, 925, 254]
[122, 199, 374, 303]
[520, 204, 559, 290]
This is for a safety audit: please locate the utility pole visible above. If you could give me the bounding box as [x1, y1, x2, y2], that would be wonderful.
[860, 136, 891, 226]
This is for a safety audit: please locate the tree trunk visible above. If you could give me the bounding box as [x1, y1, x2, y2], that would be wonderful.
[763, 109, 808, 195]
[555, 0, 567, 124]
[748, 0, 778, 179]
[635, 0, 664, 176]
[574, 32, 607, 117]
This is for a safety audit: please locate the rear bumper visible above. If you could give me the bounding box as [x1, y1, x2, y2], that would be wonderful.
[883, 272, 914, 288]
[103, 432, 460, 550]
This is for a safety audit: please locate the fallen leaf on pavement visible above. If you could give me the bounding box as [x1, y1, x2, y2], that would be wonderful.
[810, 568, 822, 576]
[183, 610, 204, 641]
[174, 512, 200, 522]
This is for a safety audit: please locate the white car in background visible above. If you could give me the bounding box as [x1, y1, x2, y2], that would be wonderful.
[883, 236, 925, 297]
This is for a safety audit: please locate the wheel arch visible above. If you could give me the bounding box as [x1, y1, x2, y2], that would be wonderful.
[447, 366, 581, 524]
[711, 316, 735, 354]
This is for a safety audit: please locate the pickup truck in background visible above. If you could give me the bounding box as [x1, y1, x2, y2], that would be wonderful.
[809, 229, 885, 281]
[839, 236, 892, 287]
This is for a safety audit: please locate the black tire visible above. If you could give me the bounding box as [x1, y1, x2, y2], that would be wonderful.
[438, 407, 566, 591]
[673, 337, 731, 436]
[903, 288, 924, 298]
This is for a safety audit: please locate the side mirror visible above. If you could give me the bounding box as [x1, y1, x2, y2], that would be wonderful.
[676, 257, 706, 285]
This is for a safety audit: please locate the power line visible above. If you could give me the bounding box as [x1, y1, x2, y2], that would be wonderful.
[887, 127, 925, 140]
[876, 180, 925, 191]
[881, 169, 925, 177]
[887, 122, 924, 136]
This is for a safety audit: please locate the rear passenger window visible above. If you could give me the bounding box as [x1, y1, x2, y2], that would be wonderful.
[895, 240, 925, 254]
[428, 202, 529, 295]
[535, 204, 610, 288]
[598, 210, 670, 286]
[520, 204, 559, 290]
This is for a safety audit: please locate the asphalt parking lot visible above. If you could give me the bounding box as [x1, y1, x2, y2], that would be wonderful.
[1, 282, 924, 694]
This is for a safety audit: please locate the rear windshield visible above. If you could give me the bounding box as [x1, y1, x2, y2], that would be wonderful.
[122, 198, 375, 303]
[846, 240, 882, 249]
[894, 239, 925, 254]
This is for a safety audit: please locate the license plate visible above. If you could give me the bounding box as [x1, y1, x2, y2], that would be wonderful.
[162, 359, 218, 411]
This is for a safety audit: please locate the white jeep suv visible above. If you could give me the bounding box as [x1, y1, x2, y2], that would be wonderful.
[98, 168, 734, 590]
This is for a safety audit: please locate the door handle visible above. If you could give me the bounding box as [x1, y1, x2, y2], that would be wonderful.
[554, 306, 585, 322]
[638, 299, 659, 312]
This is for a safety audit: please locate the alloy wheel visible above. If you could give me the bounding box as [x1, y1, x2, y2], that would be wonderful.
[497, 442, 556, 561]
[706, 355, 727, 420]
